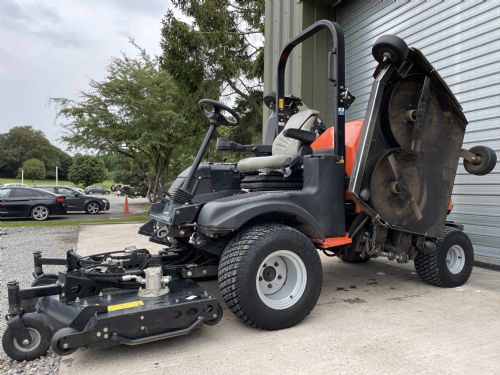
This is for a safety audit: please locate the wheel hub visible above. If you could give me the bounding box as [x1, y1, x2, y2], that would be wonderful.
[446, 244, 465, 274]
[262, 266, 277, 282]
[13, 328, 41, 353]
[256, 250, 307, 310]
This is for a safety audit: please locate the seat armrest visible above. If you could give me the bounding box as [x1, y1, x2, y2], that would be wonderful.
[216, 138, 272, 156]
[250, 144, 272, 156]
[283, 128, 316, 144]
[216, 138, 245, 152]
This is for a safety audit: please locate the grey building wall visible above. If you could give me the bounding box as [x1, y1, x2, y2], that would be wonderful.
[264, 0, 500, 263]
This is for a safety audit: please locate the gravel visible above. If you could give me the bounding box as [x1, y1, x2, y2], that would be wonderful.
[0, 227, 79, 375]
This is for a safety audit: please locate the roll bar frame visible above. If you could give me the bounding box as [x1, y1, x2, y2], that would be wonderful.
[275, 20, 346, 159]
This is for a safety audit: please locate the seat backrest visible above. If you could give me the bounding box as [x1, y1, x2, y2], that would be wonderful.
[272, 109, 320, 157]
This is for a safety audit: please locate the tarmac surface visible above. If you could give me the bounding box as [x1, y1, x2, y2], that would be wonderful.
[60, 224, 500, 374]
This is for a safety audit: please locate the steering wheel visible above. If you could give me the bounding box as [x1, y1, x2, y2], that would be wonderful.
[198, 99, 241, 127]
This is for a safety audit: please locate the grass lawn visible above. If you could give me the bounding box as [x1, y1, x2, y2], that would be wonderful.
[0, 214, 149, 228]
[0, 178, 114, 189]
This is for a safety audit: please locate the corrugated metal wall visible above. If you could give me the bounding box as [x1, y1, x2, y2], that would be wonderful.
[338, 0, 500, 264]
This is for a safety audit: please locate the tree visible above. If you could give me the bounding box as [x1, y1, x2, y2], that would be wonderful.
[0, 126, 71, 179]
[68, 155, 106, 187]
[57, 152, 73, 180]
[19, 159, 46, 181]
[160, 0, 265, 145]
[52, 45, 201, 200]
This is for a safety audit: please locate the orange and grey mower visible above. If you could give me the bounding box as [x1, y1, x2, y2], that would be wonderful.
[3, 20, 496, 361]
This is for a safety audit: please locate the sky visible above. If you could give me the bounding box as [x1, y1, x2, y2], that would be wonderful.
[0, 0, 172, 150]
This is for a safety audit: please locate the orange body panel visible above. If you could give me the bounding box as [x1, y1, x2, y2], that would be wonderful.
[315, 234, 352, 249]
[311, 119, 364, 177]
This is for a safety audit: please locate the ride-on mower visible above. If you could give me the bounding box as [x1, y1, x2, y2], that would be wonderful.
[3, 20, 496, 361]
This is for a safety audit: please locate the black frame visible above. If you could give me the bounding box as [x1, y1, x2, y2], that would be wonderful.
[275, 19, 346, 159]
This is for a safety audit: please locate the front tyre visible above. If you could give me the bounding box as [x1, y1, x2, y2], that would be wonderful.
[414, 226, 474, 287]
[2, 313, 52, 361]
[218, 224, 322, 330]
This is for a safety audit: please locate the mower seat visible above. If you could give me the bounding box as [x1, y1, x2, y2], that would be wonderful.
[237, 108, 319, 173]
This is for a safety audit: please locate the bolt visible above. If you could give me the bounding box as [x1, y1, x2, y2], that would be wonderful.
[75, 297, 80, 303]
[290, 295, 293, 299]
[107, 295, 112, 301]
[103, 327, 109, 332]
[175, 299, 179, 303]
[212, 313, 218, 319]
[277, 275, 282, 280]
[268, 283, 272, 288]
[140, 326, 145, 331]
[63, 343, 69, 349]
[96, 331, 102, 337]
[187, 271, 193, 277]
[202, 270, 207, 275]
[263, 263, 267, 268]
[274, 262, 278, 267]
[99, 291, 103, 297]
[104, 334, 109, 339]
[140, 316, 144, 320]
[22, 339, 29, 346]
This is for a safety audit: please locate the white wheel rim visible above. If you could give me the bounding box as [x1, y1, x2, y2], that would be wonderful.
[13, 328, 41, 353]
[88, 203, 99, 213]
[256, 250, 307, 310]
[33, 206, 48, 220]
[446, 244, 465, 274]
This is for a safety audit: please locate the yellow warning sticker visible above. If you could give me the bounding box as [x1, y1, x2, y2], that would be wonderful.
[107, 300, 144, 312]
[278, 98, 284, 109]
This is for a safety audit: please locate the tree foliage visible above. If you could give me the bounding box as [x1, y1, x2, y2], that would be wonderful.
[19, 158, 46, 181]
[52, 45, 202, 200]
[0, 126, 72, 179]
[68, 155, 106, 187]
[161, 0, 265, 144]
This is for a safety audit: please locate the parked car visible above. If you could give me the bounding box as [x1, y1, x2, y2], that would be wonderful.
[85, 185, 110, 195]
[0, 187, 67, 221]
[33, 185, 110, 214]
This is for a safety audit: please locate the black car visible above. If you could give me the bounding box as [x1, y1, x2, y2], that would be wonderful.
[0, 187, 67, 221]
[33, 185, 110, 214]
[84, 185, 111, 195]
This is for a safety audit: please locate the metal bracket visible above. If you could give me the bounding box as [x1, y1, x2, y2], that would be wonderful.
[340, 87, 355, 110]
[460, 148, 480, 163]
[6, 315, 32, 345]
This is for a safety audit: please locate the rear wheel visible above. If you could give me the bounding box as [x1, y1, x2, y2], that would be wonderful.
[85, 201, 100, 214]
[463, 146, 497, 176]
[414, 226, 473, 287]
[31, 205, 49, 221]
[372, 34, 409, 66]
[218, 224, 322, 330]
